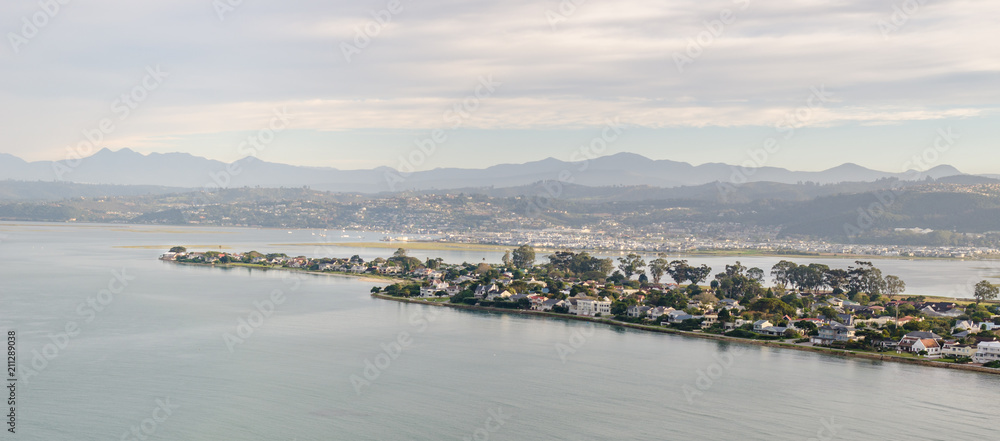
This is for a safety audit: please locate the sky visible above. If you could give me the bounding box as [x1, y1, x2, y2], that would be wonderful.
[1, 0, 998, 173]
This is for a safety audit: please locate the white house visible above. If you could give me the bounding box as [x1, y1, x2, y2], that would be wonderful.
[627, 305, 652, 318]
[974, 341, 1000, 364]
[898, 335, 941, 357]
[594, 297, 612, 316]
[575, 298, 598, 316]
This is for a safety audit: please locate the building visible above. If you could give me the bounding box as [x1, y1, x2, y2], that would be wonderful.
[974, 341, 1000, 364]
[941, 341, 977, 359]
[811, 323, 857, 345]
[898, 334, 942, 357]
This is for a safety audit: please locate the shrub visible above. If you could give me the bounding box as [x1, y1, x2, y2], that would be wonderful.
[725, 329, 757, 339]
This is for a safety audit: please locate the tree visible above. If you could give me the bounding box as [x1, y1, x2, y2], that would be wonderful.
[393, 248, 408, 258]
[617, 253, 646, 280]
[649, 258, 669, 285]
[611, 301, 629, 317]
[425, 257, 443, 270]
[771, 260, 797, 288]
[848, 261, 886, 295]
[693, 291, 718, 305]
[748, 298, 795, 316]
[884, 275, 906, 297]
[817, 306, 841, 322]
[502, 251, 512, 267]
[666, 260, 691, 284]
[168, 246, 187, 253]
[823, 269, 849, 292]
[689, 264, 712, 284]
[747, 267, 765, 284]
[717, 307, 732, 322]
[974, 280, 999, 304]
[511, 245, 536, 270]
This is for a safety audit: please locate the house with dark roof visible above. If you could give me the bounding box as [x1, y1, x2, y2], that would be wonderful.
[810, 323, 856, 345]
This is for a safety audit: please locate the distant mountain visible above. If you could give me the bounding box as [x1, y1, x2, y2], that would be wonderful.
[0, 149, 969, 193]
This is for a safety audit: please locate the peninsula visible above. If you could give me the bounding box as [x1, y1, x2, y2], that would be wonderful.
[160, 245, 1000, 374]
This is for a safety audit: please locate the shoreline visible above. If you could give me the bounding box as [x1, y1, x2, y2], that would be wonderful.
[371, 293, 1000, 377]
[165, 260, 407, 284]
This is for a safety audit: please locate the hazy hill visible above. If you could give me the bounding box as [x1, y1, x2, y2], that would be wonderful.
[0, 149, 969, 193]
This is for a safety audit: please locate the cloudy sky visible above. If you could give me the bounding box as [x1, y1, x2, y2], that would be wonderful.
[2, 0, 998, 173]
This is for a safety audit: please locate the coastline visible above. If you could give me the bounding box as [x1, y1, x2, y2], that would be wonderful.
[161, 255, 998, 375]
[371, 293, 1000, 377]
[165, 260, 407, 284]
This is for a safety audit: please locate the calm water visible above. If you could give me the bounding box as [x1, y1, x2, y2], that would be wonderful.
[1, 222, 997, 440]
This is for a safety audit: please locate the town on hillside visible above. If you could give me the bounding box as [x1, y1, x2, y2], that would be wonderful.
[160, 245, 1000, 368]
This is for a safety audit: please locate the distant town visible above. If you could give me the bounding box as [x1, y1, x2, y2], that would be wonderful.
[7, 179, 1000, 259]
[438, 227, 1000, 259]
[161, 245, 1000, 372]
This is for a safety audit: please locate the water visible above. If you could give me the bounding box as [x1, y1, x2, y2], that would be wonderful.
[0, 222, 996, 440]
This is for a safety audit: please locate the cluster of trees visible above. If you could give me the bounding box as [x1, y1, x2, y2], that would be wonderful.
[647, 258, 712, 285]
[501, 245, 537, 270]
[389, 248, 424, 272]
[544, 250, 615, 279]
[712, 262, 766, 302]
[770, 260, 905, 296]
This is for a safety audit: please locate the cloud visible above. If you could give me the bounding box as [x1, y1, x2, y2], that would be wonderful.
[0, 0, 997, 160]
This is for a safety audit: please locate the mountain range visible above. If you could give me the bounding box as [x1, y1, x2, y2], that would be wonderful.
[0, 148, 969, 194]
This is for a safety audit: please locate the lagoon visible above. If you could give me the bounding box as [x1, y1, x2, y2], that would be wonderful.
[1, 222, 996, 440]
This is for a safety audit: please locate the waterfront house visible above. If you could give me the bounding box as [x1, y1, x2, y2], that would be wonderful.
[760, 326, 788, 337]
[941, 341, 977, 359]
[509, 293, 530, 303]
[811, 324, 856, 345]
[873, 339, 899, 351]
[648, 306, 674, 320]
[594, 297, 612, 316]
[474, 284, 501, 299]
[663, 312, 695, 325]
[536, 298, 566, 312]
[628, 305, 652, 318]
[898, 335, 942, 357]
[486, 290, 514, 301]
[753, 320, 773, 332]
[528, 295, 547, 309]
[420, 281, 450, 298]
[974, 341, 1000, 364]
[700, 314, 719, 329]
[724, 319, 749, 331]
[575, 298, 598, 316]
